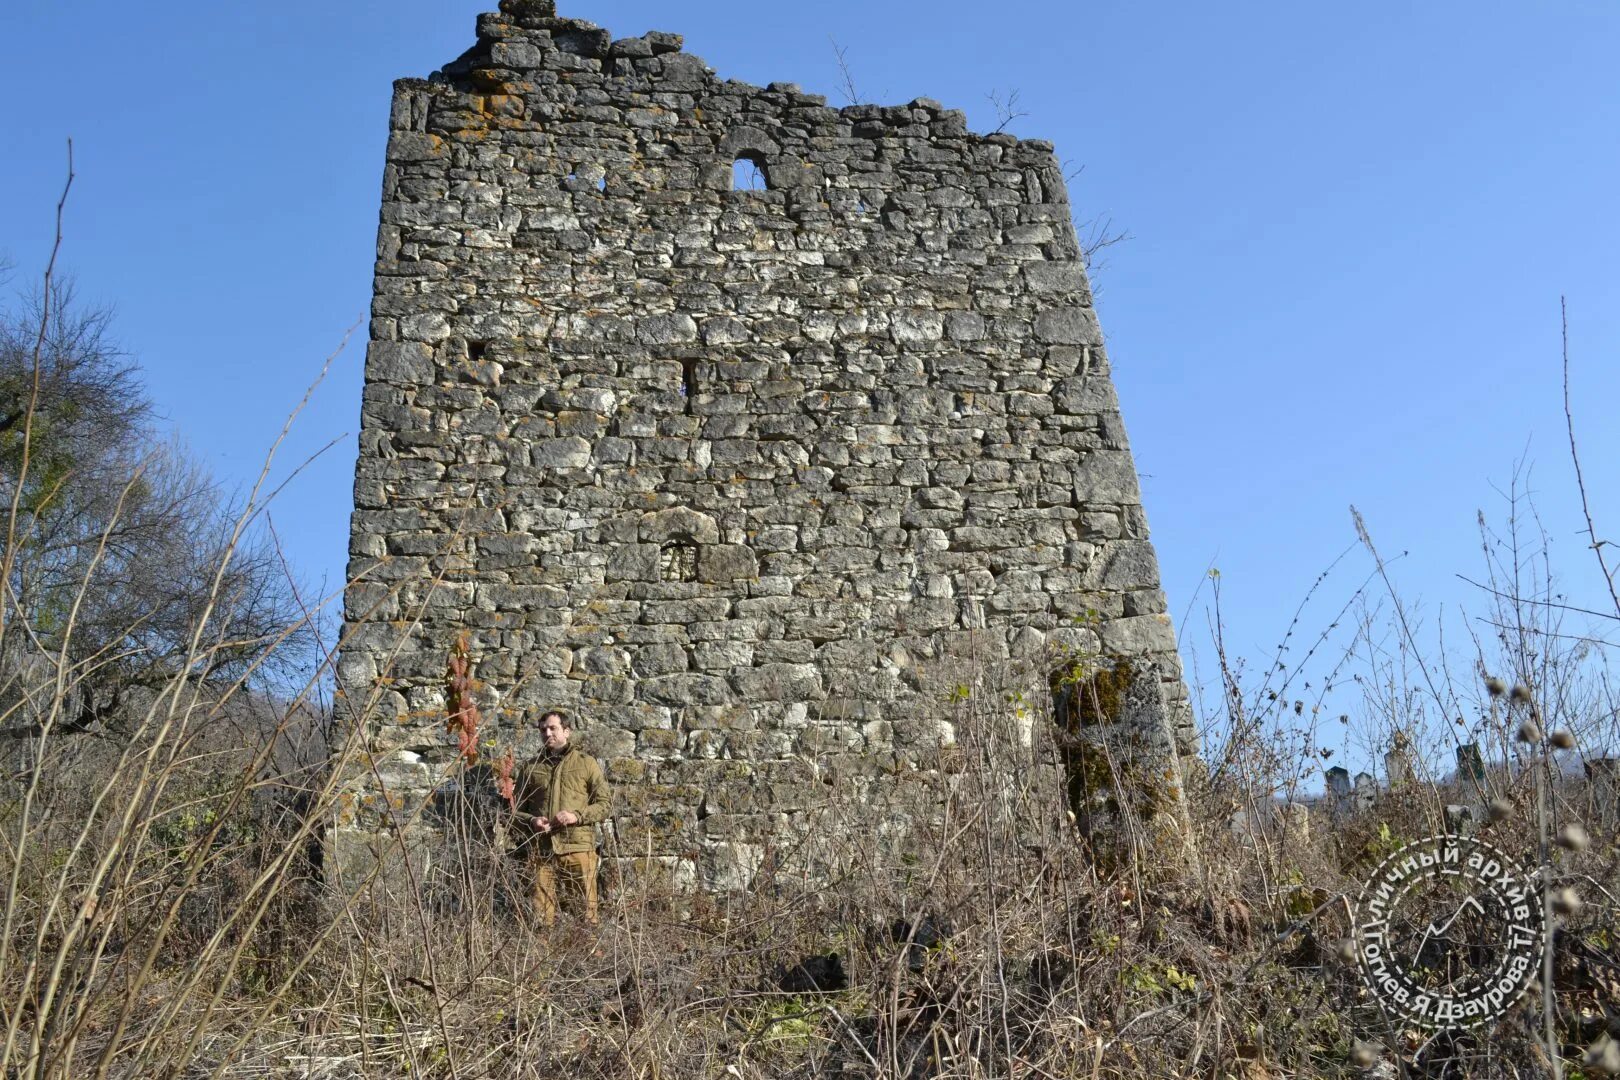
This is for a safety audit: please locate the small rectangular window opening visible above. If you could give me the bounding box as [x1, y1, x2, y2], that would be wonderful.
[660, 541, 698, 583]
[680, 357, 697, 412]
[467, 340, 489, 362]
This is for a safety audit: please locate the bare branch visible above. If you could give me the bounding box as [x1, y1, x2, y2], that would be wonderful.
[1562, 296, 1620, 619]
[829, 37, 861, 106]
[987, 87, 1027, 134]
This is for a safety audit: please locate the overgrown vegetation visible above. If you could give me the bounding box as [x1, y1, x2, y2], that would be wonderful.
[1, 170, 1617, 1079]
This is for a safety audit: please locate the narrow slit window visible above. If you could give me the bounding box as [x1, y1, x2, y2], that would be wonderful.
[679, 357, 697, 412]
[467, 340, 488, 362]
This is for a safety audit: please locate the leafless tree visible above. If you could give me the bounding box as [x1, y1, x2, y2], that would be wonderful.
[0, 280, 313, 740]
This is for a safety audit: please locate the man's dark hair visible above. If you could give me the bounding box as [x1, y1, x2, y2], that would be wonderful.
[541, 709, 569, 729]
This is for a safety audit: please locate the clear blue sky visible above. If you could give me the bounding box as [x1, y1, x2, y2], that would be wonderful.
[4, 2, 1618, 775]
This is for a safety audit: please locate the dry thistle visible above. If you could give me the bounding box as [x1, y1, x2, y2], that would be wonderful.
[445, 633, 482, 764]
[1557, 823, 1591, 852]
[1510, 683, 1532, 705]
[1516, 719, 1542, 744]
[1550, 729, 1576, 750]
[494, 745, 518, 810]
[1484, 675, 1507, 698]
[1487, 798, 1513, 823]
[1584, 1036, 1620, 1076]
[1551, 887, 1583, 916]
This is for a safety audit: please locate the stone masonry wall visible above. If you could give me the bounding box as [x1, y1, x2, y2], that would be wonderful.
[336, 0, 1192, 889]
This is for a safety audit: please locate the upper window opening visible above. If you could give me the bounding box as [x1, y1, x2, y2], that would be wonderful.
[467, 340, 488, 362]
[732, 154, 767, 192]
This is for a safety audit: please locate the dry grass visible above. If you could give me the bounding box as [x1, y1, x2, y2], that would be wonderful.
[3, 163, 1618, 1080]
[0, 617, 1615, 1079]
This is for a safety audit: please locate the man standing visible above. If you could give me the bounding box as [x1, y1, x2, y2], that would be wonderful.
[514, 709, 611, 926]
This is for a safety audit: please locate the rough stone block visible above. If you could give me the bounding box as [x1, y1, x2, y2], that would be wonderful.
[531, 437, 592, 469]
[1072, 451, 1142, 504]
[1098, 614, 1178, 655]
[606, 543, 658, 582]
[1034, 307, 1103, 345]
[386, 132, 446, 163]
[632, 643, 689, 675]
[491, 42, 545, 68]
[657, 52, 711, 89]
[891, 312, 944, 344]
[1097, 540, 1161, 591]
[733, 663, 823, 702]
[498, 0, 557, 23]
[645, 30, 683, 54]
[399, 313, 451, 343]
[554, 26, 611, 58]
[1025, 261, 1089, 294]
[945, 312, 986, 341]
[697, 544, 758, 582]
[366, 341, 436, 384]
[700, 316, 749, 345]
[636, 314, 698, 344]
[642, 674, 731, 706]
[609, 36, 654, 59]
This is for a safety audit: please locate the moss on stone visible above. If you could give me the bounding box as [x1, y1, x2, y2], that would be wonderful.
[1052, 656, 1180, 872]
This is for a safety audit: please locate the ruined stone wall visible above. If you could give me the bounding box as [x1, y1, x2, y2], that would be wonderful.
[337, 0, 1191, 888]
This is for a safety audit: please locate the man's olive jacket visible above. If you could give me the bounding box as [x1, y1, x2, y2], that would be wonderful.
[513, 746, 611, 856]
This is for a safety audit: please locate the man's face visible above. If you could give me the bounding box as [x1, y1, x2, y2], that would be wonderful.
[541, 713, 570, 751]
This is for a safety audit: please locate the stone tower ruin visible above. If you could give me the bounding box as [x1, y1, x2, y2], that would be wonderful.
[336, 0, 1193, 888]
